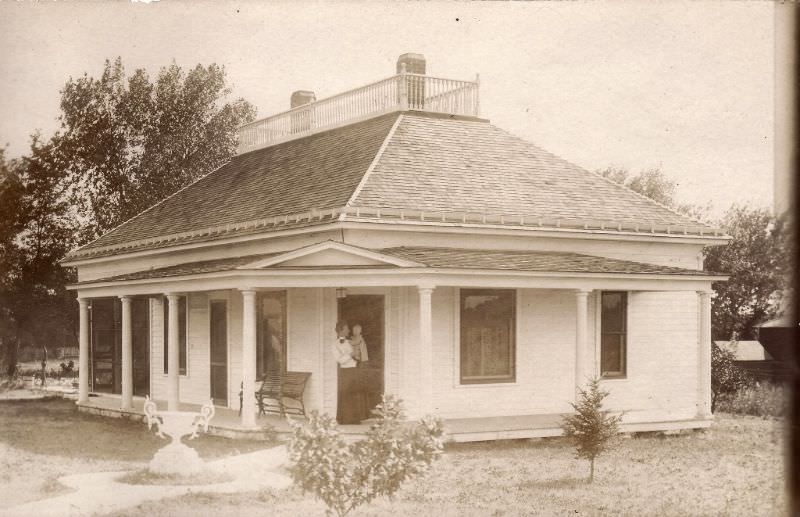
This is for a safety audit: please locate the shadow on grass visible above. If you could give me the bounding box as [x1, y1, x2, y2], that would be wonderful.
[516, 477, 588, 490]
[445, 436, 568, 453]
[0, 398, 276, 462]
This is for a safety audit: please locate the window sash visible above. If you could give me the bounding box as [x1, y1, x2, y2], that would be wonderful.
[163, 296, 187, 375]
[460, 289, 516, 384]
[600, 291, 627, 377]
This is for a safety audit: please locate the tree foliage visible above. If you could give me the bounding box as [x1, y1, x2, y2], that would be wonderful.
[288, 396, 444, 517]
[704, 206, 792, 340]
[598, 166, 678, 208]
[0, 57, 255, 365]
[58, 57, 256, 236]
[0, 139, 78, 370]
[599, 165, 791, 340]
[561, 378, 622, 483]
[710, 341, 752, 413]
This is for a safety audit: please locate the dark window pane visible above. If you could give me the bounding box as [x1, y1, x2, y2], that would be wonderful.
[257, 292, 286, 379]
[601, 292, 624, 333]
[600, 292, 627, 377]
[460, 289, 515, 383]
[601, 334, 622, 374]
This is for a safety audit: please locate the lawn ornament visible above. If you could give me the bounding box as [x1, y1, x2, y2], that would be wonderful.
[142, 396, 215, 476]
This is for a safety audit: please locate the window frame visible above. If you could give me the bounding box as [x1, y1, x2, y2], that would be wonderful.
[162, 295, 188, 376]
[458, 288, 517, 385]
[599, 291, 627, 379]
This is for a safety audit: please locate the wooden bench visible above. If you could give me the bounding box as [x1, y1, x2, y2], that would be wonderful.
[239, 371, 311, 418]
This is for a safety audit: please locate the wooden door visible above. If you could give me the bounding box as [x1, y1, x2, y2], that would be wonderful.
[338, 295, 385, 420]
[210, 300, 228, 406]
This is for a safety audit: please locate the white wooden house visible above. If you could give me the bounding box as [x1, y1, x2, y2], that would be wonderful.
[63, 54, 728, 441]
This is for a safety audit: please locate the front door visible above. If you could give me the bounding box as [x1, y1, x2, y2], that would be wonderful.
[210, 300, 228, 406]
[337, 294, 385, 422]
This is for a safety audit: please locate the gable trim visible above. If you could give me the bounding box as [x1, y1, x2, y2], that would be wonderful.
[236, 240, 424, 269]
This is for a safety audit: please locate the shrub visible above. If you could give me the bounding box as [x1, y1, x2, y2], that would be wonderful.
[717, 382, 789, 418]
[59, 360, 75, 377]
[561, 378, 623, 483]
[711, 342, 753, 412]
[288, 395, 444, 517]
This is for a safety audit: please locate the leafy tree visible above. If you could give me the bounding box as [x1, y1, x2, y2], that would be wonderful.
[710, 341, 752, 412]
[561, 378, 622, 483]
[0, 147, 24, 374]
[0, 137, 78, 370]
[598, 166, 678, 208]
[0, 57, 256, 365]
[704, 206, 791, 340]
[288, 396, 444, 517]
[599, 166, 791, 340]
[57, 57, 256, 237]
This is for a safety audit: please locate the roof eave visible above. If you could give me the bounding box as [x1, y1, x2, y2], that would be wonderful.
[67, 267, 728, 291]
[61, 218, 729, 267]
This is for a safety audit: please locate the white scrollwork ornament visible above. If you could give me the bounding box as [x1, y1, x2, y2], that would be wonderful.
[143, 395, 165, 439]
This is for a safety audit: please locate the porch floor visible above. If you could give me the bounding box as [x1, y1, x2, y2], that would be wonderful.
[78, 395, 710, 443]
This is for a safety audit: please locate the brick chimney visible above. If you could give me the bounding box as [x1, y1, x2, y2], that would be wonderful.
[290, 90, 316, 109]
[290, 90, 315, 132]
[396, 53, 426, 75]
[397, 53, 426, 110]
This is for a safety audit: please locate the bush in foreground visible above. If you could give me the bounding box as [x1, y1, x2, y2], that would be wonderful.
[288, 396, 444, 517]
[711, 341, 752, 413]
[716, 382, 789, 418]
[561, 378, 622, 483]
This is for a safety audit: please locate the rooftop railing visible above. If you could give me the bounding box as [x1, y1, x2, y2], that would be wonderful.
[237, 71, 480, 154]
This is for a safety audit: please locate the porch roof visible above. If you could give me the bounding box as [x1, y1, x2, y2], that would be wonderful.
[77, 246, 721, 286]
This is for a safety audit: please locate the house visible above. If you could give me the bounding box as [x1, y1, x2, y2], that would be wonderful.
[62, 54, 728, 441]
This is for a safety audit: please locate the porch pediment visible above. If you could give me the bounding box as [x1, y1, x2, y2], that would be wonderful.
[237, 241, 423, 269]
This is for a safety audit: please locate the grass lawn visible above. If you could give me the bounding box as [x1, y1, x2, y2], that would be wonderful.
[0, 397, 788, 516]
[0, 397, 273, 509]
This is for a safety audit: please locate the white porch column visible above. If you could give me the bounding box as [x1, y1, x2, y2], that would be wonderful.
[418, 285, 435, 416]
[574, 289, 591, 398]
[241, 289, 258, 428]
[697, 290, 713, 418]
[120, 295, 133, 410]
[78, 298, 90, 404]
[166, 293, 180, 411]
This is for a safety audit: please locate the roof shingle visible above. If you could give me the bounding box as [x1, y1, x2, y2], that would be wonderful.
[79, 112, 401, 251]
[70, 111, 717, 260]
[354, 114, 700, 227]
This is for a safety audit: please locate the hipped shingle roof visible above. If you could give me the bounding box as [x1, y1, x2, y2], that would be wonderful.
[68, 111, 717, 260]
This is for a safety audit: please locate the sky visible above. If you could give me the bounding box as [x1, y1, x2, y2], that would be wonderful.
[0, 1, 775, 216]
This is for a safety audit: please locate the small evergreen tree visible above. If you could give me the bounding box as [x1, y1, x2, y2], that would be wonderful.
[561, 378, 622, 482]
[288, 396, 444, 517]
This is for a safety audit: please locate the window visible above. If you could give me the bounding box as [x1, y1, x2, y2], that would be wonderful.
[600, 291, 627, 378]
[257, 291, 286, 379]
[163, 296, 187, 375]
[460, 289, 516, 384]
